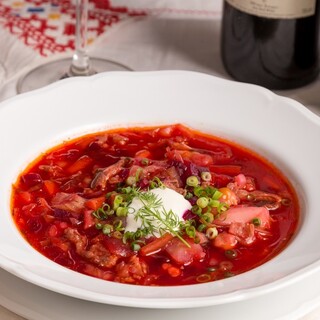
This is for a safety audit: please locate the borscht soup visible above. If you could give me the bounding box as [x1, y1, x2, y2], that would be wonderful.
[11, 124, 299, 286]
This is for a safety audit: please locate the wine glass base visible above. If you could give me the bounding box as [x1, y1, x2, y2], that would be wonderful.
[17, 57, 131, 94]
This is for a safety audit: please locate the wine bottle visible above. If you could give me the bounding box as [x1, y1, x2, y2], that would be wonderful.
[221, 0, 320, 90]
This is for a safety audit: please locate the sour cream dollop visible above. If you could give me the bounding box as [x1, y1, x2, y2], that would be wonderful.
[125, 187, 192, 236]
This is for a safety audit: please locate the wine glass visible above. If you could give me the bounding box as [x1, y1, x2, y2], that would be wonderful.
[17, 0, 130, 94]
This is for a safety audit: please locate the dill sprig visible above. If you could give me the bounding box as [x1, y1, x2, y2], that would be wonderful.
[134, 191, 191, 247]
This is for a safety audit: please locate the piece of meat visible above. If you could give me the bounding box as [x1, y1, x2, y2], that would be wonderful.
[91, 158, 127, 189]
[114, 255, 148, 284]
[83, 264, 114, 281]
[64, 227, 88, 254]
[213, 232, 238, 250]
[51, 192, 86, 216]
[229, 222, 256, 245]
[64, 228, 119, 268]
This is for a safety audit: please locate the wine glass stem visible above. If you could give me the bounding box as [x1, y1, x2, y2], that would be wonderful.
[69, 0, 94, 76]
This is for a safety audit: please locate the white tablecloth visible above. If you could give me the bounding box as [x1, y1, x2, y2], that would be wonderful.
[0, 1, 320, 319]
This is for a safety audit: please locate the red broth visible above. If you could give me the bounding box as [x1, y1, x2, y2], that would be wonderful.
[11, 124, 299, 286]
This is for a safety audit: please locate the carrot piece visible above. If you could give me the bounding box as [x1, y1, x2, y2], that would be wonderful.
[162, 263, 181, 277]
[83, 209, 96, 229]
[17, 191, 32, 204]
[167, 266, 181, 277]
[209, 165, 242, 176]
[85, 196, 105, 210]
[74, 136, 95, 151]
[43, 180, 58, 196]
[161, 263, 171, 271]
[135, 149, 152, 159]
[48, 225, 58, 237]
[218, 187, 238, 206]
[66, 155, 92, 174]
[43, 214, 55, 223]
[140, 233, 174, 256]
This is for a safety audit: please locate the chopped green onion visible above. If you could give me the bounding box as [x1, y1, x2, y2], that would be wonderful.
[206, 227, 218, 239]
[116, 206, 128, 217]
[113, 195, 123, 209]
[123, 231, 134, 243]
[131, 242, 141, 251]
[191, 205, 202, 215]
[113, 220, 124, 231]
[224, 271, 235, 278]
[225, 249, 238, 259]
[135, 168, 143, 181]
[105, 191, 113, 199]
[126, 176, 136, 186]
[196, 274, 211, 283]
[252, 217, 261, 226]
[149, 176, 164, 189]
[194, 186, 206, 197]
[92, 203, 111, 219]
[212, 190, 223, 200]
[102, 224, 113, 235]
[207, 266, 217, 272]
[120, 186, 133, 194]
[210, 199, 229, 214]
[185, 192, 193, 200]
[95, 222, 103, 230]
[219, 260, 233, 271]
[197, 224, 206, 232]
[186, 176, 199, 187]
[141, 158, 150, 166]
[113, 230, 122, 239]
[196, 197, 209, 208]
[185, 225, 196, 238]
[201, 172, 212, 181]
[133, 229, 143, 239]
[218, 203, 229, 213]
[281, 198, 291, 206]
[202, 212, 214, 223]
[210, 199, 220, 208]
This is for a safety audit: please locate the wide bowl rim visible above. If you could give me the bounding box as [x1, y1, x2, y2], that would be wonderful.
[0, 70, 319, 308]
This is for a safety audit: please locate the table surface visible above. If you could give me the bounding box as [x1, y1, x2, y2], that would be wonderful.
[0, 1, 320, 319]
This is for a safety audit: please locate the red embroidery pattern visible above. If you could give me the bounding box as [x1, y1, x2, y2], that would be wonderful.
[0, 0, 145, 57]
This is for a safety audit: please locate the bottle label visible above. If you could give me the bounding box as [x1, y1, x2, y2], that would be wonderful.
[225, 0, 316, 19]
